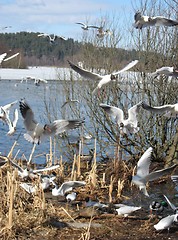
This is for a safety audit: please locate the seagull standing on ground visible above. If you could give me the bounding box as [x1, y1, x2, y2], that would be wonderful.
[100, 101, 142, 135]
[134, 11, 178, 29]
[19, 99, 84, 144]
[68, 60, 138, 95]
[130, 147, 177, 197]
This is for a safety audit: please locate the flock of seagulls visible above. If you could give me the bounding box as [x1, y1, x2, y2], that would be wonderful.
[0, 10, 178, 235]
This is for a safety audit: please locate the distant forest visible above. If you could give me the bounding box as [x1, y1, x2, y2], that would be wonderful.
[0, 31, 143, 69]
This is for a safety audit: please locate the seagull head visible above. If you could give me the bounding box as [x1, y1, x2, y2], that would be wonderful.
[44, 124, 51, 132]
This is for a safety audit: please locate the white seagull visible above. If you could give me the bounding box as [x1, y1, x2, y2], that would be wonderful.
[154, 214, 178, 231]
[151, 66, 178, 78]
[76, 22, 99, 30]
[4, 108, 18, 136]
[68, 60, 138, 95]
[134, 11, 178, 29]
[0, 53, 7, 64]
[116, 205, 141, 217]
[38, 33, 66, 44]
[0, 100, 18, 124]
[100, 101, 142, 135]
[131, 147, 177, 197]
[3, 52, 20, 62]
[141, 102, 178, 118]
[66, 192, 77, 202]
[50, 180, 86, 196]
[19, 99, 84, 144]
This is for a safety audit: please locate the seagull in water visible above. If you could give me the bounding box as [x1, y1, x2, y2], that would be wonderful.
[19, 99, 84, 144]
[50, 180, 86, 196]
[130, 147, 177, 197]
[142, 102, 178, 118]
[100, 101, 142, 135]
[68, 60, 138, 95]
[151, 66, 178, 78]
[134, 11, 178, 29]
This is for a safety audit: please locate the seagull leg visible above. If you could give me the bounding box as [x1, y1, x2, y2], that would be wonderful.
[28, 143, 37, 166]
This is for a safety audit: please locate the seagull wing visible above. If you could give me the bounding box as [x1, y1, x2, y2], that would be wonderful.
[164, 195, 177, 212]
[128, 101, 142, 126]
[113, 60, 139, 76]
[9, 159, 24, 173]
[33, 165, 60, 173]
[3, 100, 18, 114]
[68, 60, 102, 81]
[19, 100, 37, 131]
[153, 17, 178, 26]
[59, 181, 86, 195]
[13, 109, 18, 127]
[136, 147, 153, 178]
[100, 103, 124, 124]
[3, 53, 20, 62]
[44, 119, 84, 135]
[142, 102, 174, 114]
[144, 164, 177, 182]
[0, 53, 7, 64]
[76, 22, 85, 26]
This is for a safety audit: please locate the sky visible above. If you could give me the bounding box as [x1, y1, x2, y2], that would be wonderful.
[0, 0, 135, 40]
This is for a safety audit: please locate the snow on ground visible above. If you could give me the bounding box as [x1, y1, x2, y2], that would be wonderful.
[0, 66, 73, 81]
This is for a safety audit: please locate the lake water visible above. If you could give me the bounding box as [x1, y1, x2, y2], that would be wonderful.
[0, 79, 96, 165]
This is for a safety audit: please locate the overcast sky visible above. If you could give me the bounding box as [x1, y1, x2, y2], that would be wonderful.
[0, 0, 134, 40]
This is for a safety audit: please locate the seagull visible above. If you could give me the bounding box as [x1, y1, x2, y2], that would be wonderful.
[20, 183, 37, 194]
[130, 147, 177, 197]
[141, 102, 178, 118]
[0, 53, 7, 64]
[38, 33, 66, 44]
[4, 108, 18, 136]
[66, 192, 77, 202]
[116, 205, 141, 217]
[154, 214, 178, 231]
[68, 60, 138, 95]
[150, 66, 178, 78]
[75, 22, 99, 30]
[100, 101, 142, 135]
[0, 100, 18, 124]
[19, 99, 84, 144]
[61, 99, 79, 109]
[96, 27, 112, 38]
[50, 180, 86, 196]
[134, 11, 178, 29]
[163, 195, 178, 214]
[9, 158, 60, 179]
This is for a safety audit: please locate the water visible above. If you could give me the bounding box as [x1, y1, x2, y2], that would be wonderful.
[0, 79, 95, 165]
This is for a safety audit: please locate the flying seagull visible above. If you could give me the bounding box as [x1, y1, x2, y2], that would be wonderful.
[141, 102, 178, 118]
[131, 147, 177, 197]
[3, 108, 18, 136]
[38, 33, 66, 44]
[100, 101, 142, 135]
[134, 11, 178, 29]
[150, 66, 178, 78]
[50, 180, 86, 196]
[19, 99, 84, 144]
[68, 60, 138, 95]
[75, 22, 99, 30]
[0, 100, 18, 124]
